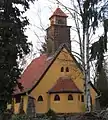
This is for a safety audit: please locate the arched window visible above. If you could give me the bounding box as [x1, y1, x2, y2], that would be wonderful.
[68, 94, 73, 100]
[37, 95, 43, 102]
[81, 95, 84, 102]
[61, 67, 64, 72]
[54, 95, 60, 101]
[66, 67, 69, 72]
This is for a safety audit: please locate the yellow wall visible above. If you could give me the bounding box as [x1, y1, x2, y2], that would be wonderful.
[11, 95, 28, 114]
[23, 95, 28, 113]
[30, 48, 85, 113]
[50, 93, 84, 113]
[90, 87, 97, 107]
[14, 103, 20, 113]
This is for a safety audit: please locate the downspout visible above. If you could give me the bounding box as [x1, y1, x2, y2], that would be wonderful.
[47, 92, 51, 111]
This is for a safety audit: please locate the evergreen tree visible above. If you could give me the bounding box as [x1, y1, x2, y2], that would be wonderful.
[97, 62, 108, 109]
[89, 2, 108, 72]
[97, 67, 108, 91]
[0, 0, 35, 113]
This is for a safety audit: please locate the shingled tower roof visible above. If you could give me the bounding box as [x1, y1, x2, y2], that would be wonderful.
[49, 7, 68, 19]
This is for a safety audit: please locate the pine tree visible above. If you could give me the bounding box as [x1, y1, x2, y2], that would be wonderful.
[0, 0, 35, 113]
[97, 63, 108, 109]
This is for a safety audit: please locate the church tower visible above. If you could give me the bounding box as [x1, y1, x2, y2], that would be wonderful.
[46, 8, 71, 52]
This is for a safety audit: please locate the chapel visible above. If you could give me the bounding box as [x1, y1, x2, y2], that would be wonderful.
[7, 7, 97, 115]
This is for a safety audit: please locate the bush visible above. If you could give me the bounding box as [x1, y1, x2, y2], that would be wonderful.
[0, 109, 13, 120]
[75, 112, 102, 120]
[11, 114, 30, 120]
[46, 109, 57, 120]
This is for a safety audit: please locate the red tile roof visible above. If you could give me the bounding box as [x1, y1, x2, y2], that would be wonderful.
[14, 54, 52, 94]
[48, 76, 82, 93]
[49, 8, 68, 19]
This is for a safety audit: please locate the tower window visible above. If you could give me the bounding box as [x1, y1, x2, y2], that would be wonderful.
[61, 67, 64, 72]
[81, 95, 84, 102]
[37, 96, 43, 102]
[54, 95, 60, 101]
[68, 94, 73, 100]
[66, 67, 69, 72]
[57, 19, 64, 24]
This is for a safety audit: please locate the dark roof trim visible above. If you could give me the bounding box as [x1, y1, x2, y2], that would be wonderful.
[89, 81, 100, 95]
[49, 14, 68, 20]
[46, 25, 71, 30]
[13, 92, 26, 96]
[47, 90, 83, 94]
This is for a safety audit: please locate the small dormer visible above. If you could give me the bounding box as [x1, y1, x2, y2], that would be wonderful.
[49, 8, 68, 26]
